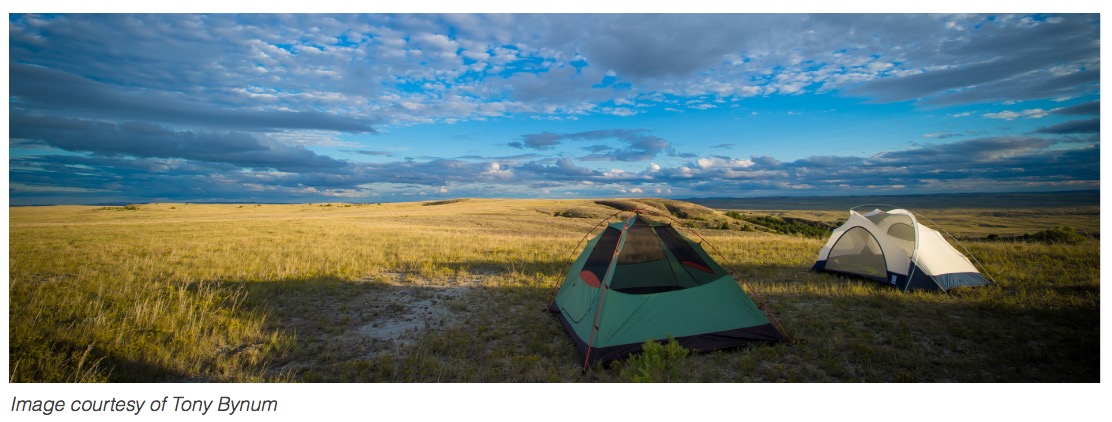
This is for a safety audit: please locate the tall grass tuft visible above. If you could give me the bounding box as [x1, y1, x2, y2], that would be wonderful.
[619, 336, 689, 383]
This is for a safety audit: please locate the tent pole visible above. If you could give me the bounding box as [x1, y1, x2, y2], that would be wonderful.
[546, 209, 627, 309]
[582, 213, 637, 371]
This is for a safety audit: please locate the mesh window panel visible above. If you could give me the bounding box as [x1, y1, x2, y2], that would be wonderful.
[886, 223, 916, 255]
[826, 226, 887, 279]
[616, 221, 667, 265]
[655, 225, 716, 273]
[582, 227, 622, 282]
[583, 218, 725, 294]
[612, 218, 721, 294]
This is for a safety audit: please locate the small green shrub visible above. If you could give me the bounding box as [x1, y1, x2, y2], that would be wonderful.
[984, 225, 1089, 244]
[736, 215, 830, 238]
[1025, 225, 1086, 244]
[553, 208, 597, 219]
[620, 336, 689, 383]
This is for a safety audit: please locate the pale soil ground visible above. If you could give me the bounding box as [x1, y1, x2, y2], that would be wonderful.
[355, 273, 482, 355]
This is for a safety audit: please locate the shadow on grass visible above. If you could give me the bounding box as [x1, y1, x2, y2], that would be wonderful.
[222, 258, 1098, 383]
[78, 341, 195, 382]
[32, 259, 1089, 383]
[224, 273, 618, 382]
[9, 339, 193, 383]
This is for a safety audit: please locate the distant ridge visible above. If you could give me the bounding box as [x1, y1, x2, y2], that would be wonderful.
[684, 190, 1099, 211]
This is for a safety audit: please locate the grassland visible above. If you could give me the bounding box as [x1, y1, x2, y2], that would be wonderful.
[7, 196, 1099, 382]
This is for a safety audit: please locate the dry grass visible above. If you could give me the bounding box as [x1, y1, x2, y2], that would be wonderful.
[8, 198, 1099, 382]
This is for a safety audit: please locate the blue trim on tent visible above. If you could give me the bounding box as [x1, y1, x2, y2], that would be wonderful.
[932, 272, 991, 291]
[816, 260, 990, 292]
[811, 260, 826, 271]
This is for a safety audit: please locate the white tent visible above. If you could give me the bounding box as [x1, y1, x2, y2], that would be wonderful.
[812, 208, 991, 292]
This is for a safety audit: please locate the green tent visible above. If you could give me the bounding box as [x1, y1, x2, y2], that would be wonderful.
[548, 213, 784, 369]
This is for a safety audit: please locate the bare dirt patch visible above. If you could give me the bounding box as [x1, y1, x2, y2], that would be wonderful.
[259, 270, 505, 378]
[357, 284, 471, 353]
[348, 271, 496, 358]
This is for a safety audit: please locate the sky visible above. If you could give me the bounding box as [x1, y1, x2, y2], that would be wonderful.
[6, 12, 1102, 205]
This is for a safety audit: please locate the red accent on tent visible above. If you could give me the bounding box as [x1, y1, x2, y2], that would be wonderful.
[579, 270, 601, 288]
[681, 260, 713, 273]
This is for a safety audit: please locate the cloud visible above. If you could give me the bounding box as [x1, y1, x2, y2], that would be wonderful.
[516, 157, 599, 180]
[983, 109, 1054, 120]
[582, 145, 614, 153]
[847, 15, 1099, 106]
[9, 13, 1100, 129]
[512, 129, 671, 162]
[924, 132, 962, 139]
[575, 15, 766, 80]
[510, 132, 563, 150]
[11, 133, 1097, 204]
[7, 14, 1102, 204]
[479, 162, 514, 181]
[583, 136, 668, 162]
[354, 150, 396, 156]
[10, 64, 378, 133]
[875, 136, 1057, 164]
[1052, 100, 1099, 116]
[356, 159, 497, 187]
[695, 157, 754, 170]
[11, 115, 351, 172]
[9, 153, 345, 204]
[1035, 118, 1100, 134]
[646, 136, 1097, 195]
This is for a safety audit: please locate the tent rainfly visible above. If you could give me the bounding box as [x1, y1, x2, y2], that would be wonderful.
[548, 212, 784, 369]
[812, 208, 991, 292]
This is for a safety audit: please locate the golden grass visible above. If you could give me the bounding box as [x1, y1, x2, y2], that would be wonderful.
[8, 198, 1100, 382]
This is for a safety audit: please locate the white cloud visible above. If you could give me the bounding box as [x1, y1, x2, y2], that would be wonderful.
[984, 108, 1055, 120]
[267, 132, 360, 148]
[696, 157, 755, 169]
[866, 61, 894, 72]
[479, 161, 514, 180]
[602, 107, 639, 116]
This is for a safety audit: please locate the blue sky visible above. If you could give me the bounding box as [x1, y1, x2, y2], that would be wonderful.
[7, 13, 1101, 204]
